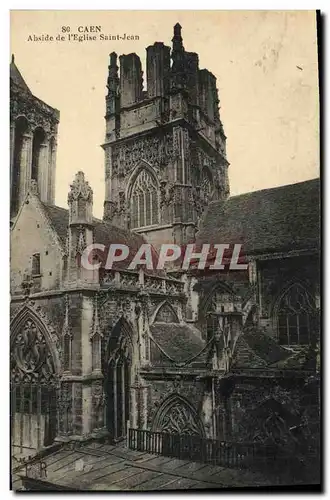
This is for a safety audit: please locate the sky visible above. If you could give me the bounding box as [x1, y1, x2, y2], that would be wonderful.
[10, 10, 319, 218]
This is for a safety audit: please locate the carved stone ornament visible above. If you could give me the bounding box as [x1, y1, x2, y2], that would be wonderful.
[76, 226, 87, 255]
[68, 171, 93, 203]
[160, 180, 175, 207]
[12, 302, 62, 362]
[11, 318, 56, 385]
[155, 398, 202, 436]
[29, 179, 39, 196]
[111, 133, 174, 177]
[90, 297, 103, 340]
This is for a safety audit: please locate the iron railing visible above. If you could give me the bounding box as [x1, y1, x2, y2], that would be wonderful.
[128, 428, 278, 469]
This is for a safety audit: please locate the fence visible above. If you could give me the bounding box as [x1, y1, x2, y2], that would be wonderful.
[128, 428, 277, 469]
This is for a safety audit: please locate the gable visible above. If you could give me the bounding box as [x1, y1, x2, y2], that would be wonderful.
[11, 195, 65, 294]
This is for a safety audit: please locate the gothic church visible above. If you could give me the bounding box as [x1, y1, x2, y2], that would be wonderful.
[10, 25, 320, 475]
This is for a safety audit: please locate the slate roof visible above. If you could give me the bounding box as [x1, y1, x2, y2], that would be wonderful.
[42, 202, 144, 247]
[197, 179, 320, 256]
[40, 202, 159, 271]
[150, 322, 206, 364]
[10, 58, 31, 93]
[231, 329, 314, 371]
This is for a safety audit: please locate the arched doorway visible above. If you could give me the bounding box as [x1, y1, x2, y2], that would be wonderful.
[104, 318, 132, 442]
[10, 309, 58, 458]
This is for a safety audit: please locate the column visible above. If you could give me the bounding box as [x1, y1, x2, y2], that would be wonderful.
[130, 385, 138, 429]
[38, 142, 49, 202]
[20, 133, 33, 206]
[48, 139, 57, 204]
[81, 296, 94, 436]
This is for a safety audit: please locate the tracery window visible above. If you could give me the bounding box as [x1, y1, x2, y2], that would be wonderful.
[277, 284, 315, 346]
[130, 169, 159, 229]
[11, 314, 57, 455]
[152, 395, 204, 436]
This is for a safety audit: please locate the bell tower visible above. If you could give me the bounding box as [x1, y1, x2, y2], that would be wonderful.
[102, 25, 229, 249]
[10, 55, 60, 220]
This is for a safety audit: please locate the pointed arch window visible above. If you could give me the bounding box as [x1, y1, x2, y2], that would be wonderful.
[277, 284, 315, 346]
[105, 319, 132, 441]
[11, 313, 57, 453]
[130, 169, 159, 228]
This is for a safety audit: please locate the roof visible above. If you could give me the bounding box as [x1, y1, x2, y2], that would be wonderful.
[231, 328, 315, 371]
[197, 179, 320, 256]
[40, 202, 155, 270]
[10, 57, 31, 93]
[15, 442, 273, 491]
[41, 203, 69, 244]
[150, 322, 206, 364]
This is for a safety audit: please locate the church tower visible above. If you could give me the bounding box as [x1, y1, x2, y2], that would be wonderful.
[102, 24, 229, 248]
[10, 55, 60, 220]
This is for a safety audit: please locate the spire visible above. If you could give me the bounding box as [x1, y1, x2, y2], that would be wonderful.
[68, 171, 93, 225]
[11, 54, 15, 64]
[171, 23, 186, 90]
[90, 297, 103, 340]
[107, 52, 119, 91]
[68, 171, 93, 203]
[106, 52, 119, 115]
[172, 23, 183, 50]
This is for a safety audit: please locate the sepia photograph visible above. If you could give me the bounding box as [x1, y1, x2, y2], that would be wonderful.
[9, 10, 321, 491]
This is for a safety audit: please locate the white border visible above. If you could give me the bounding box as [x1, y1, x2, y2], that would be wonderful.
[1, 2, 327, 499]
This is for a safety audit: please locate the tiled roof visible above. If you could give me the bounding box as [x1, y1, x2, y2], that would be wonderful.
[41, 203, 69, 244]
[40, 202, 158, 270]
[231, 335, 268, 369]
[150, 322, 206, 364]
[10, 59, 31, 93]
[231, 328, 311, 370]
[40, 202, 168, 276]
[197, 179, 320, 256]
